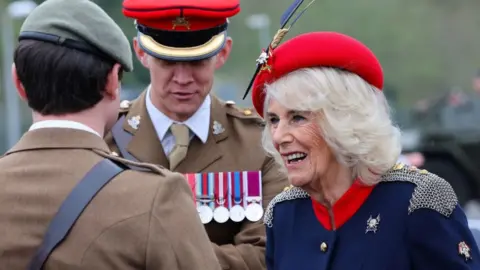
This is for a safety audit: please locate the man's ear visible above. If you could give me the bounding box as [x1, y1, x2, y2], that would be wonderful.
[214, 36, 232, 70]
[104, 63, 122, 100]
[11, 63, 27, 101]
[133, 37, 150, 68]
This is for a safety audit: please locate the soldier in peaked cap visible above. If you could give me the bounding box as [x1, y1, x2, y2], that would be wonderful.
[104, 0, 288, 269]
[0, 0, 221, 269]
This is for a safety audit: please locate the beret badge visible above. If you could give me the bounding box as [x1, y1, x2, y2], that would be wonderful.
[242, 0, 317, 99]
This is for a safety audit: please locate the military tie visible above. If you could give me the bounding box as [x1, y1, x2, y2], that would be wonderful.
[168, 123, 190, 170]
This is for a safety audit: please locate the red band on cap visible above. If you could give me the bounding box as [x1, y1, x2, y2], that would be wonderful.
[123, 0, 240, 31]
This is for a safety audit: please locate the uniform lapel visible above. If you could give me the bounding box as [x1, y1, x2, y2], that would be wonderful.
[122, 91, 169, 168]
[176, 95, 229, 173]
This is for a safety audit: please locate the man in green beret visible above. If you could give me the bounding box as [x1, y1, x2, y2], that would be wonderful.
[0, 0, 221, 269]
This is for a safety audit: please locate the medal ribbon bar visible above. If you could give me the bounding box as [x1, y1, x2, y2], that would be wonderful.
[213, 172, 229, 223]
[184, 170, 263, 223]
[184, 173, 197, 203]
[229, 171, 245, 222]
[207, 173, 215, 209]
[245, 171, 262, 204]
[244, 171, 264, 222]
[195, 173, 202, 207]
[214, 172, 227, 207]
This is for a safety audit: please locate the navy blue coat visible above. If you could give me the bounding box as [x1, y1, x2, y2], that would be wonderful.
[264, 164, 480, 270]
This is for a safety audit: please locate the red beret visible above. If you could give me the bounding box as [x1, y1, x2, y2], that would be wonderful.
[251, 31, 383, 117]
[122, 0, 240, 61]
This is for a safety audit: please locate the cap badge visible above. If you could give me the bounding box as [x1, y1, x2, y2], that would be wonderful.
[127, 115, 141, 130]
[365, 214, 381, 234]
[242, 0, 318, 100]
[212, 120, 225, 135]
[256, 51, 272, 73]
[256, 51, 269, 65]
[458, 241, 472, 261]
[172, 16, 191, 30]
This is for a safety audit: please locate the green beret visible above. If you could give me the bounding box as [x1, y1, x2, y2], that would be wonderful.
[19, 0, 133, 72]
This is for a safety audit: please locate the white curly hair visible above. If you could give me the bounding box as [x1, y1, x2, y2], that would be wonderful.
[261, 67, 402, 185]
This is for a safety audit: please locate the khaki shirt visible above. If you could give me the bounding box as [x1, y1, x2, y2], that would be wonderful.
[0, 128, 221, 270]
[104, 92, 289, 270]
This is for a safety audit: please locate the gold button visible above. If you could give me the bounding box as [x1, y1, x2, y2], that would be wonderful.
[320, 242, 328, 252]
[243, 109, 252, 116]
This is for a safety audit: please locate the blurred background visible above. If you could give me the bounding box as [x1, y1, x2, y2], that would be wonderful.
[2, 0, 480, 214]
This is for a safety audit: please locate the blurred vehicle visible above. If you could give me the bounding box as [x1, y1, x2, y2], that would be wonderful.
[401, 91, 480, 206]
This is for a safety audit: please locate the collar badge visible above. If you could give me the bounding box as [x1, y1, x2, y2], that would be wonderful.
[212, 120, 225, 135]
[127, 115, 141, 130]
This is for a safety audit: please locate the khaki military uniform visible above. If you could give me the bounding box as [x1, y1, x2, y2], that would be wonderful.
[0, 128, 221, 270]
[104, 92, 289, 269]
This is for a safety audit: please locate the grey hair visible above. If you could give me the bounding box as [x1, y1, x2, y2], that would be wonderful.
[261, 67, 402, 185]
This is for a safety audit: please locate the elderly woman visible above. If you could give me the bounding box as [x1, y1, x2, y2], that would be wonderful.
[249, 31, 480, 270]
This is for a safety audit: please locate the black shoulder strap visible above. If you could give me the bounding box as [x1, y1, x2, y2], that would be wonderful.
[29, 158, 126, 270]
[111, 115, 149, 171]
